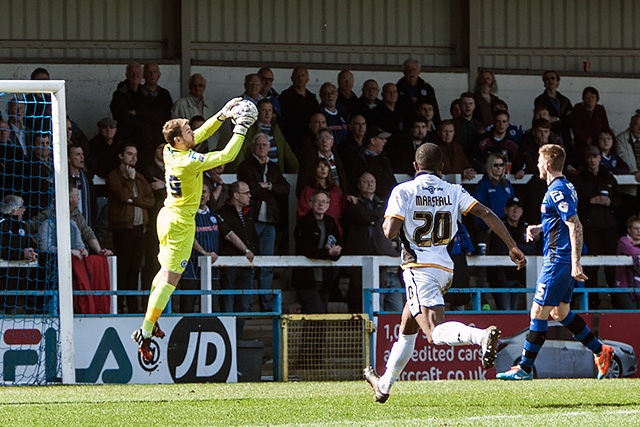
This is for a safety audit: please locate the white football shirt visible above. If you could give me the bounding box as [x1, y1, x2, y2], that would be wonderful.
[385, 172, 477, 271]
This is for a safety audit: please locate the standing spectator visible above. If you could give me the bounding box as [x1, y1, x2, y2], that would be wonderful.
[453, 92, 485, 172]
[354, 79, 381, 117]
[570, 86, 610, 169]
[596, 128, 629, 174]
[292, 190, 342, 313]
[615, 215, 640, 309]
[388, 117, 429, 176]
[7, 96, 29, 160]
[366, 83, 405, 137]
[435, 119, 476, 180]
[336, 69, 358, 116]
[533, 70, 573, 147]
[474, 153, 515, 242]
[319, 82, 349, 145]
[142, 62, 173, 145]
[488, 197, 538, 310]
[67, 144, 95, 229]
[572, 145, 620, 310]
[25, 67, 52, 134]
[337, 114, 366, 166]
[237, 134, 290, 312]
[415, 101, 437, 142]
[240, 73, 263, 105]
[171, 73, 216, 120]
[472, 69, 503, 128]
[204, 164, 229, 212]
[615, 111, 640, 234]
[277, 66, 319, 147]
[106, 143, 155, 313]
[342, 172, 401, 312]
[257, 67, 281, 116]
[23, 133, 53, 220]
[296, 128, 348, 198]
[217, 181, 258, 339]
[296, 112, 328, 164]
[0, 118, 25, 202]
[395, 58, 441, 124]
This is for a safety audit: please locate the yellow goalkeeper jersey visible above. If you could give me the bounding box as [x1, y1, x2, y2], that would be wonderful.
[163, 117, 244, 219]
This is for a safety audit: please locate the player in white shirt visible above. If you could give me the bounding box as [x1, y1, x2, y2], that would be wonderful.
[364, 143, 526, 403]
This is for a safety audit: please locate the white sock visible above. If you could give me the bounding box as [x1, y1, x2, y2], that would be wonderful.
[379, 333, 417, 394]
[431, 321, 484, 346]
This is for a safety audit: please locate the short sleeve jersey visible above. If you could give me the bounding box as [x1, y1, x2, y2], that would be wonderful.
[183, 208, 231, 280]
[541, 176, 578, 263]
[385, 172, 477, 271]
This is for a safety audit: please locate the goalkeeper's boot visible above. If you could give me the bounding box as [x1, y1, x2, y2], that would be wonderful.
[594, 344, 615, 379]
[152, 322, 165, 339]
[496, 365, 533, 380]
[131, 328, 154, 364]
[363, 366, 389, 403]
[480, 325, 500, 369]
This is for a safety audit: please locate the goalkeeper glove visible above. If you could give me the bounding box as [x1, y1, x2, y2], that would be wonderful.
[233, 115, 257, 136]
[219, 97, 243, 120]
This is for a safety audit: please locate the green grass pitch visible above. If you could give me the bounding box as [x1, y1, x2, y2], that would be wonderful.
[2, 379, 640, 426]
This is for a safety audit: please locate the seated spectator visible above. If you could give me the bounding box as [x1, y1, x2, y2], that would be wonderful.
[319, 82, 349, 145]
[257, 67, 281, 116]
[336, 69, 358, 116]
[478, 110, 519, 166]
[596, 128, 629, 174]
[0, 195, 38, 313]
[415, 101, 437, 142]
[485, 100, 524, 143]
[435, 119, 476, 180]
[0, 118, 24, 200]
[23, 132, 53, 220]
[66, 116, 90, 154]
[296, 112, 327, 164]
[474, 152, 514, 242]
[512, 118, 561, 180]
[337, 114, 366, 166]
[472, 69, 503, 128]
[388, 117, 430, 175]
[354, 79, 381, 117]
[615, 215, 640, 309]
[449, 98, 461, 119]
[240, 73, 263, 105]
[292, 190, 342, 313]
[203, 164, 229, 212]
[570, 86, 610, 169]
[488, 197, 538, 310]
[445, 222, 474, 310]
[572, 145, 620, 310]
[296, 157, 346, 233]
[7, 95, 29, 160]
[296, 127, 348, 197]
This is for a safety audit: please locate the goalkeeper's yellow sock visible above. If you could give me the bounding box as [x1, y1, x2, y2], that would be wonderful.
[141, 282, 175, 338]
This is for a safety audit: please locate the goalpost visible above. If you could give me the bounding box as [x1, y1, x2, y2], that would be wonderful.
[0, 80, 75, 384]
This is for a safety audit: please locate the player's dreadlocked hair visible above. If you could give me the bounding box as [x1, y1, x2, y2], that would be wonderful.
[539, 143, 566, 172]
[415, 142, 443, 173]
[163, 118, 189, 146]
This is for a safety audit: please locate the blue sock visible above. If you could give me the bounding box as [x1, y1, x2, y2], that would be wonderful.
[560, 310, 602, 354]
[520, 319, 548, 373]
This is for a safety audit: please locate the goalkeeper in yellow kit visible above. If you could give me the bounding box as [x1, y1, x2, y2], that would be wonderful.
[132, 97, 257, 363]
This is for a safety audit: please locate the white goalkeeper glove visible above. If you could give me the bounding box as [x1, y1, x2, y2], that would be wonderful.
[233, 114, 257, 136]
[219, 97, 243, 121]
[231, 101, 258, 135]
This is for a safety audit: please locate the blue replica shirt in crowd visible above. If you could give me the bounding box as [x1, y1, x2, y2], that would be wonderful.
[541, 176, 578, 264]
[182, 208, 230, 280]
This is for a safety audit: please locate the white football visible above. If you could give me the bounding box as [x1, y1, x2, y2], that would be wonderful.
[229, 99, 258, 120]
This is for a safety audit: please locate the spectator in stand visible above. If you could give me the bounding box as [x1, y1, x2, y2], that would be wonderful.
[346, 127, 397, 200]
[472, 69, 503, 128]
[512, 118, 557, 180]
[24, 67, 52, 134]
[0, 118, 24, 202]
[474, 152, 515, 243]
[570, 86, 610, 169]
[140, 140, 167, 297]
[435, 119, 476, 180]
[596, 128, 629, 174]
[109, 62, 152, 152]
[178, 182, 252, 313]
[23, 133, 53, 220]
[203, 164, 229, 212]
[230, 99, 299, 174]
[615, 215, 640, 309]
[337, 114, 366, 166]
[297, 112, 328, 164]
[67, 144, 95, 228]
[445, 222, 474, 310]
[572, 145, 620, 310]
[142, 62, 173, 145]
[237, 134, 290, 312]
[217, 181, 258, 339]
[615, 111, 640, 235]
[488, 197, 538, 310]
[319, 82, 349, 145]
[106, 142, 155, 313]
[258, 67, 281, 116]
[478, 110, 519, 167]
[453, 92, 485, 172]
[367, 83, 406, 137]
[336, 69, 358, 116]
[355, 79, 381, 117]
[449, 98, 462, 119]
[292, 190, 342, 314]
[86, 117, 122, 242]
[415, 101, 438, 142]
[7, 96, 28, 160]
[485, 100, 524, 144]
[396, 58, 440, 124]
[171, 73, 216, 120]
[342, 172, 401, 313]
[240, 73, 263, 105]
[296, 157, 346, 233]
[296, 128, 348, 198]
[278, 65, 320, 148]
[389, 117, 430, 176]
[534, 70, 573, 147]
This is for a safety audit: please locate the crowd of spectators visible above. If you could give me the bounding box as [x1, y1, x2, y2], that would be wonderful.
[3, 59, 640, 316]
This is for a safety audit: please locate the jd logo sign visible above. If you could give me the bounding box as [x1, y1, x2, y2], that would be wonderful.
[167, 317, 232, 383]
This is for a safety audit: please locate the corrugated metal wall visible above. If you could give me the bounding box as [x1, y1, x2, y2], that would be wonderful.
[477, 0, 640, 74]
[190, 0, 457, 67]
[0, 0, 168, 60]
